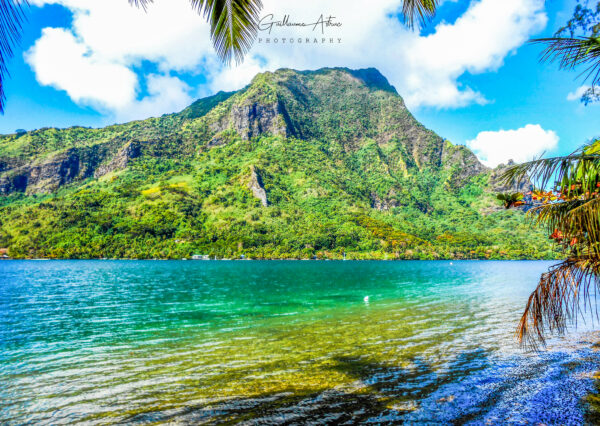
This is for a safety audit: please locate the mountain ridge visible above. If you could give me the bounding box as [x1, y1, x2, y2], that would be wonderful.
[0, 67, 552, 260]
[0, 67, 485, 195]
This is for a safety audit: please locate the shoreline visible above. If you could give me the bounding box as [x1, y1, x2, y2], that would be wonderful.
[0, 258, 561, 262]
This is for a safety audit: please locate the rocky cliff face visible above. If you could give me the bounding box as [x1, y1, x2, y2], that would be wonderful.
[231, 101, 295, 140]
[0, 140, 142, 194]
[370, 190, 399, 211]
[94, 142, 141, 179]
[442, 142, 490, 187]
[248, 166, 268, 207]
[0, 67, 488, 197]
[490, 160, 532, 194]
[0, 149, 91, 195]
[208, 100, 296, 145]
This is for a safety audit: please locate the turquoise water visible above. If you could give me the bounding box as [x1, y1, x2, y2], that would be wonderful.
[1, 260, 599, 424]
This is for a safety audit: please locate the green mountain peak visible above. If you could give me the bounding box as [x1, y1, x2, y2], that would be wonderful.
[0, 67, 553, 260]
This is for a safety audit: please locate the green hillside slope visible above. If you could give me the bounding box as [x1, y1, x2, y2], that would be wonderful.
[0, 68, 557, 259]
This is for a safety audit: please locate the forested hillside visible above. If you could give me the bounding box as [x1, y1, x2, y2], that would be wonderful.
[0, 68, 557, 259]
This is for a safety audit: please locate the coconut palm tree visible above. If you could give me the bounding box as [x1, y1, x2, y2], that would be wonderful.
[0, 0, 438, 114]
[498, 1, 600, 349]
[502, 140, 600, 348]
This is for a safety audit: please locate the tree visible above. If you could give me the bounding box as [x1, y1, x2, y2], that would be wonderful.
[0, 0, 439, 114]
[496, 192, 524, 209]
[500, 0, 600, 349]
[503, 140, 600, 348]
[532, 0, 600, 105]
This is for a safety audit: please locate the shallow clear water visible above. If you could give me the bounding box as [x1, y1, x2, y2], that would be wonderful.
[1, 260, 599, 424]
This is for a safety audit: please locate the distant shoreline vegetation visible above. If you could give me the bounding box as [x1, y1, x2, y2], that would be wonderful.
[0, 251, 561, 261]
[0, 258, 564, 261]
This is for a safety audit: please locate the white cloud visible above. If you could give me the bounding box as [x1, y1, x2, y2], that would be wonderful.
[117, 74, 193, 122]
[567, 85, 590, 101]
[27, 0, 210, 121]
[26, 0, 548, 119]
[26, 28, 138, 110]
[402, 0, 547, 106]
[466, 124, 559, 167]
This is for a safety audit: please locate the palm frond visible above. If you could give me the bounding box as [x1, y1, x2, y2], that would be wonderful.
[518, 257, 600, 349]
[500, 148, 600, 194]
[531, 36, 600, 86]
[401, 0, 438, 28]
[196, 0, 262, 65]
[0, 0, 28, 113]
[502, 141, 600, 348]
[529, 197, 600, 256]
[128, 0, 152, 11]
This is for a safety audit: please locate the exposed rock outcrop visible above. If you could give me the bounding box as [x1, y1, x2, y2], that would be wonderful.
[370, 190, 399, 211]
[442, 142, 489, 187]
[94, 142, 141, 178]
[0, 174, 27, 194]
[206, 99, 296, 145]
[0, 141, 137, 195]
[248, 166, 268, 207]
[231, 101, 294, 140]
[0, 149, 87, 194]
[490, 160, 532, 193]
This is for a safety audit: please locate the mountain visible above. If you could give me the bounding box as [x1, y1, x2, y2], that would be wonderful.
[0, 67, 556, 259]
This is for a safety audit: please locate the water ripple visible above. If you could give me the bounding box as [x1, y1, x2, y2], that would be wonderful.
[1, 260, 599, 424]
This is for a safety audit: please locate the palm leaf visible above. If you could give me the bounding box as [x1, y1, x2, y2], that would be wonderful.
[517, 257, 600, 349]
[128, 0, 152, 11]
[503, 144, 600, 255]
[503, 140, 600, 348]
[402, 0, 438, 28]
[531, 36, 600, 86]
[130, 0, 261, 65]
[192, 0, 262, 65]
[529, 198, 600, 257]
[0, 0, 28, 113]
[500, 147, 600, 194]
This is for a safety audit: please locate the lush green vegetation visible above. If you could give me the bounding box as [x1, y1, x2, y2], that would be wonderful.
[0, 68, 559, 260]
[0, 136, 556, 260]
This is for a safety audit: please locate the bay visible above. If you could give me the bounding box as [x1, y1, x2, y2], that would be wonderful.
[1, 260, 599, 424]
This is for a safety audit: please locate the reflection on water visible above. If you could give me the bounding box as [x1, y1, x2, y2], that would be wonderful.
[1, 260, 599, 424]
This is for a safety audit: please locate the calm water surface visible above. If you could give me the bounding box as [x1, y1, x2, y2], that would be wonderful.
[1, 260, 600, 424]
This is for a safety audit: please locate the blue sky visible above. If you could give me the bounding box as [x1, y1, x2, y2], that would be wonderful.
[1, 0, 598, 166]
